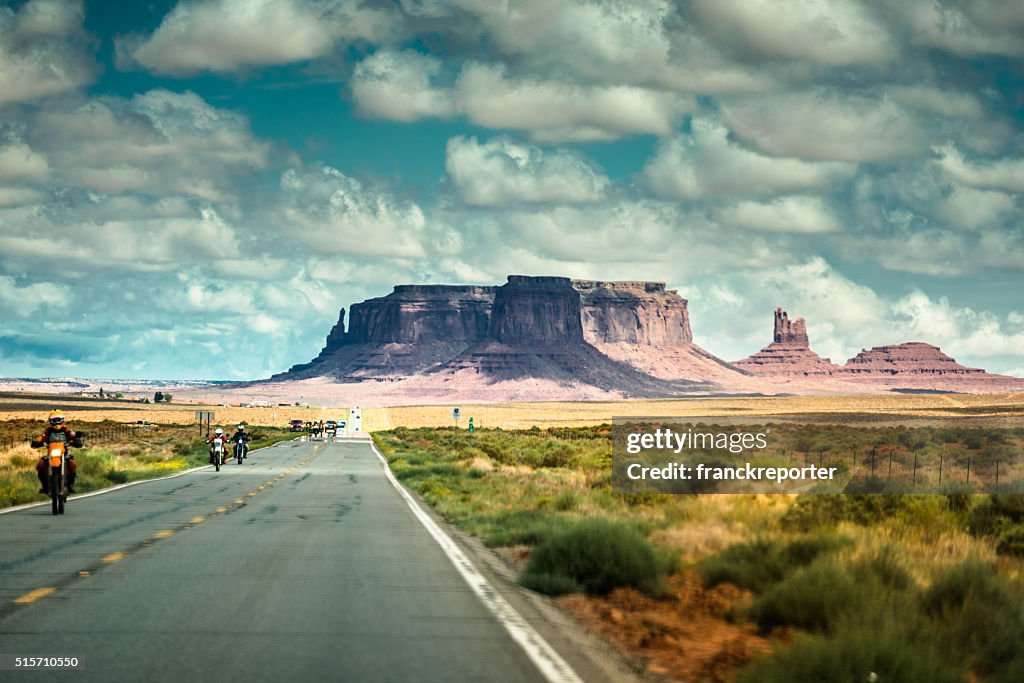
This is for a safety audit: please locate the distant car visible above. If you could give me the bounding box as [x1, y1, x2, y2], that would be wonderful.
[289, 419, 305, 432]
[325, 420, 338, 430]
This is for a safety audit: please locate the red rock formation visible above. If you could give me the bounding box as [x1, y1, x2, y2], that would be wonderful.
[573, 280, 751, 384]
[277, 285, 495, 380]
[734, 308, 838, 376]
[574, 280, 692, 345]
[438, 276, 714, 395]
[841, 342, 985, 376]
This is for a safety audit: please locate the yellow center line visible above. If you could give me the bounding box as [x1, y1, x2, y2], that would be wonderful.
[154, 530, 174, 539]
[215, 506, 227, 513]
[14, 587, 55, 604]
[102, 552, 126, 564]
[190, 516, 205, 524]
[79, 570, 90, 577]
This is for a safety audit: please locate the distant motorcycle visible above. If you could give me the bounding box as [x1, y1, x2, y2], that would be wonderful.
[210, 436, 226, 472]
[234, 437, 247, 465]
[46, 434, 69, 515]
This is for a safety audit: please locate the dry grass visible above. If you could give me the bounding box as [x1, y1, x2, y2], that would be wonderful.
[363, 393, 1024, 431]
[3, 391, 1022, 432]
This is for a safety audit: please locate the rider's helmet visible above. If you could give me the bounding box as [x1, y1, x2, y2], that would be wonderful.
[215, 428, 223, 435]
[238, 425, 245, 431]
[49, 410, 65, 426]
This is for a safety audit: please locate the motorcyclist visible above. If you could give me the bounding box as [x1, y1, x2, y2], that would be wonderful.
[31, 410, 83, 494]
[207, 428, 228, 465]
[230, 425, 251, 459]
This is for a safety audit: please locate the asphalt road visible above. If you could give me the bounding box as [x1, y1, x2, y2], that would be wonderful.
[0, 438, 559, 682]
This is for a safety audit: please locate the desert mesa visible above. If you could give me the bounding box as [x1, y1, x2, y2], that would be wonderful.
[208, 275, 1023, 405]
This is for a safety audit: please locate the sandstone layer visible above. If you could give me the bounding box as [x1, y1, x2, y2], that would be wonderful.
[841, 342, 984, 376]
[734, 308, 838, 376]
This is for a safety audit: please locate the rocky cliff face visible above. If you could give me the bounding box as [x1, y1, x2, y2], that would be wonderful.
[489, 276, 584, 343]
[841, 342, 985, 376]
[773, 308, 808, 345]
[734, 307, 837, 376]
[574, 280, 692, 345]
[278, 284, 495, 380]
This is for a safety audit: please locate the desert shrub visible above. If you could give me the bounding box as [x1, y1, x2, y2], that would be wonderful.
[484, 510, 569, 547]
[552, 490, 578, 511]
[737, 621, 960, 683]
[966, 498, 1016, 537]
[782, 494, 910, 530]
[519, 518, 665, 596]
[699, 533, 849, 593]
[922, 560, 1024, 676]
[996, 525, 1024, 557]
[104, 469, 129, 484]
[748, 557, 866, 632]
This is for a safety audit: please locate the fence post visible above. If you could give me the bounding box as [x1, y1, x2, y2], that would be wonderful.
[939, 454, 943, 484]
[966, 457, 971, 483]
[913, 453, 918, 485]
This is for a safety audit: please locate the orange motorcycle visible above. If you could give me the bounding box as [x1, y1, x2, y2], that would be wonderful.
[46, 434, 69, 515]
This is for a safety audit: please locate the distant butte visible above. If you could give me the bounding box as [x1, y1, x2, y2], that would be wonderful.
[734, 308, 838, 376]
[261, 281, 1024, 398]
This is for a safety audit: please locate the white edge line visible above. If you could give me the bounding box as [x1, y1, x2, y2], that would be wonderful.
[369, 440, 583, 683]
[0, 438, 298, 516]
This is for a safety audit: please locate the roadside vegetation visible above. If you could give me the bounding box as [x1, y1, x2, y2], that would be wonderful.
[374, 424, 1024, 682]
[0, 420, 294, 508]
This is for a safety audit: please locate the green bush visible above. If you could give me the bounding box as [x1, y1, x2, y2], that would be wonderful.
[996, 525, 1024, 557]
[699, 533, 849, 593]
[519, 518, 665, 596]
[782, 495, 910, 530]
[922, 560, 1024, 676]
[737, 621, 960, 683]
[749, 557, 872, 633]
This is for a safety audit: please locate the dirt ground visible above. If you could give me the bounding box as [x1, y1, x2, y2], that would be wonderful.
[559, 571, 773, 682]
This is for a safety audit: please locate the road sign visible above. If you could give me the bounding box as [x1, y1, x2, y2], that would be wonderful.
[194, 411, 214, 421]
[453, 407, 460, 422]
[349, 407, 362, 433]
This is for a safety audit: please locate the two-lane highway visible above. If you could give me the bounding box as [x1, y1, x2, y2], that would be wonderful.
[0, 438, 571, 682]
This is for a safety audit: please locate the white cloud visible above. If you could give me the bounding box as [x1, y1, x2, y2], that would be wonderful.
[893, 0, 1024, 57]
[0, 139, 49, 183]
[0, 275, 69, 317]
[122, 0, 396, 75]
[723, 91, 925, 162]
[936, 185, 1016, 231]
[277, 165, 437, 259]
[445, 136, 609, 206]
[351, 50, 455, 121]
[888, 85, 983, 119]
[351, 52, 694, 142]
[713, 196, 840, 233]
[689, 0, 896, 65]
[0, 0, 95, 103]
[30, 89, 273, 201]
[933, 144, 1024, 193]
[642, 119, 855, 199]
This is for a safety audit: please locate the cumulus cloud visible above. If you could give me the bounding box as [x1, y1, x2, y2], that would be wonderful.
[933, 144, 1024, 193]
[688, 0, 896, 65]
[351, 50, 455, 121]
[713, 196, 840, 233]
[121, 0, 396, 75]
[642, 119, 855, 199]
[277, 165, 440, 258]
[28, 89, 274, 201]
[351, 51, 694, 142]
[723, 90, 926, 162]
[0, 0, 95, 103]
[445, 136, 609, 206]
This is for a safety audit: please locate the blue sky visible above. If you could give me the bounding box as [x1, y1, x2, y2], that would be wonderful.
[0, 0, 1023, 380]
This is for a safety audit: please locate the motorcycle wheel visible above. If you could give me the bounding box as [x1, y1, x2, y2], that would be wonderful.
[58, 496, 65, 514]
[50, 473, 59, 516]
